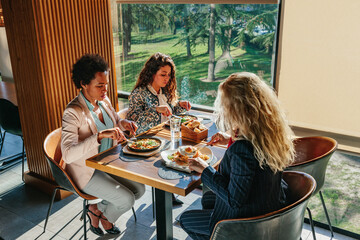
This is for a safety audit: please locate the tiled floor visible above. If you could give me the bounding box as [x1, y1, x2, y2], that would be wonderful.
[0, 133, 357, 240]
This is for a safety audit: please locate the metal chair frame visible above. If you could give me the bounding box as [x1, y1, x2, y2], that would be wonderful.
[0, 99, 26, 181]
[209, 171, 316, 240]
[43, 128, 137, 239]
[286, 136, 337, 240]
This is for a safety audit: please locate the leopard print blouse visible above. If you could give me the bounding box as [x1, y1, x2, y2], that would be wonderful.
[126, 85, 186, 134]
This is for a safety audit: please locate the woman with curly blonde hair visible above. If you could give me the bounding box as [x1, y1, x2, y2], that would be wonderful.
[179, 72, 295, 240]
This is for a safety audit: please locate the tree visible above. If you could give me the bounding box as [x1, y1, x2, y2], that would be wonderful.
[216, 5, 238, 67]
[134, 5, 169, 36]
[168, 4, 186, 35]
[234, 5, 278, 54]
[173, 5, 209, 58]
[121, 4, 132, 58]
[172, 5, 194, 58]
[120, 4, 170, 58]
[207, 4, 216, 81]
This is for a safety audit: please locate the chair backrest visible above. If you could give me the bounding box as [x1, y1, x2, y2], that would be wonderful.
[0, 98, 22, 136]
[210, 171, 316, 240]
[43, 128, 96, 200]
[286, 136, 337, 194]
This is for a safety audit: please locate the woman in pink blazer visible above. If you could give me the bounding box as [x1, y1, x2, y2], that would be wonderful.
[61, 54, 145, 236]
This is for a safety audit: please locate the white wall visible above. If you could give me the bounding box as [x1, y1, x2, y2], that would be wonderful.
[0, 27, 13, 81]
[278, 0, 360, 138]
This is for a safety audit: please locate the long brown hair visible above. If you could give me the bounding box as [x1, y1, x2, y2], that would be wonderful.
[132, 52, 177, 103]
[214, 72, 295, 172]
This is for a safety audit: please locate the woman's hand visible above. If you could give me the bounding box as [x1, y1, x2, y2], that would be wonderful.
[188, 158, 209, 174]
[208, 132, 231, 146]
[179, 101, 191, 111]
[98, 127, 126, 143]
[156, 105, 172, 117]
[120, 119, 138, 136]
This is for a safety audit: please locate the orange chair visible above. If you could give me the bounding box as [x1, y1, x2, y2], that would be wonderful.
[43, 128, 97, 238]
[43, 128, 136, 238]
[210, 171, 316, 240]
[286, 136, 337, 239]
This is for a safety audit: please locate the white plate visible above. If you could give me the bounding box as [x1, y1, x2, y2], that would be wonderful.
[161, 146, 213, 173]
[164, 116, 204, 126]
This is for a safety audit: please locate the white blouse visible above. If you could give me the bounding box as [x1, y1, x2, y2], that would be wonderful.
[147, 84, 173, 123]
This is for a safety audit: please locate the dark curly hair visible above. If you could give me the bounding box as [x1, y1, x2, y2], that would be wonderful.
[132, 52, 177, 103]
[71, 54, 109, 89]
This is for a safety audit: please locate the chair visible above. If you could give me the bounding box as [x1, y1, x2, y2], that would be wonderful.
[43, 128, 137, 238]
[0, 98, 26, 181]
[286, 136, 337, 239]
[210, 171, 316, 240]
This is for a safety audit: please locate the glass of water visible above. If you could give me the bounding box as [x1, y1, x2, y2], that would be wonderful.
[170, 116, 181, 144]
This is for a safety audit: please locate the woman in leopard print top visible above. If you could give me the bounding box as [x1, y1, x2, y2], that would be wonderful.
[126, 52, 191, 134]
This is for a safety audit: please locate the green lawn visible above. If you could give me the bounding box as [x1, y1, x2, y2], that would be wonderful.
[308, 152, 360, 234]
[114, 31, 273, 107]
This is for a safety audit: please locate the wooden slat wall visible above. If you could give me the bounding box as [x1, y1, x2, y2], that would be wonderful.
[2, 0, 117, 183]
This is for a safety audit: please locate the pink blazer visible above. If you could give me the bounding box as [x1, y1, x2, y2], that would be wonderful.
[61, 93, 123, 189]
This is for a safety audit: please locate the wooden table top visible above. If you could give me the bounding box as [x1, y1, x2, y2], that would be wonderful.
[0, 81, 17, 105]
[86, 113, 227, 196]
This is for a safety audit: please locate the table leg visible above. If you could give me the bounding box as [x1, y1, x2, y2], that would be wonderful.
[155, 188, 173, 240]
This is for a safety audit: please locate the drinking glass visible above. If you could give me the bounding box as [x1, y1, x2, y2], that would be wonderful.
[170, 116, 181, 145]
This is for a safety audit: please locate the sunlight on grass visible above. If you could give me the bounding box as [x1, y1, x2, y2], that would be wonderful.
[114, 31, 273, 107]
[307, 152, 360, 234]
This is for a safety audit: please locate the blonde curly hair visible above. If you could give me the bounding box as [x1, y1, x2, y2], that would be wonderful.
[214, 72, 295, 173]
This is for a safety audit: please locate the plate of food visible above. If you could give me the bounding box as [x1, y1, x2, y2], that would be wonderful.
[165, 114, 203, 126]
[177, 114, 202, 123]
[161, 145, 213, 173]
[127, 137, 162, 152]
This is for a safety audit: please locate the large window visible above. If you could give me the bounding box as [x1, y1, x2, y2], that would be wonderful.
[110, 1, 360, 237]
[111, 3, 279, 108]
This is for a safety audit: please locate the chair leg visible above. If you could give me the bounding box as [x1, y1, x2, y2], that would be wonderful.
[319, 190, 334, 238]
[306, 207, 316, 240]
[21, 137, 25, 182]
[152, 187, 155, 219]
[132, 207, 137, 222]
[0, 131, 6, 155]
[83, 199, 87, 240]
[43, 187, 60, 233]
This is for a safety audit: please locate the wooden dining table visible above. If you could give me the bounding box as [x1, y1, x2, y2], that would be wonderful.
[86, 112, 227, 240]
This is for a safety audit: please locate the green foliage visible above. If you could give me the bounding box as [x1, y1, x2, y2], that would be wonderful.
[234, 8, 278, 53]
[120, 4, 278, 57]
[123, 4, 170, 36]
[250, 32, 275, 53]
[114, 31, 272, 107]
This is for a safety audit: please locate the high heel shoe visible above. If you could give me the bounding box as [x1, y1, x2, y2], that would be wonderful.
[172, 194, 184, 206]
[86, 204, 104, 236]
[100, 213, 121, 235]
